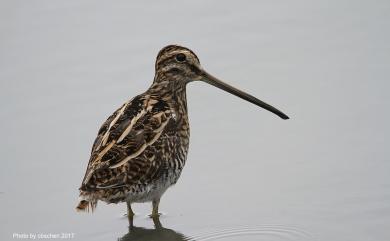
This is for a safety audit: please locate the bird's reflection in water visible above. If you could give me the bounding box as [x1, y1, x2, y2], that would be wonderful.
[119, 216, 188, 241]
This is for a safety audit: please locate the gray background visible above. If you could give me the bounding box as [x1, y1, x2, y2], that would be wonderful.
[1, 1, 389, 240]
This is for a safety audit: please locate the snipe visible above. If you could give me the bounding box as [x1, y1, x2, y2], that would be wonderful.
[76, 45, 289, 220]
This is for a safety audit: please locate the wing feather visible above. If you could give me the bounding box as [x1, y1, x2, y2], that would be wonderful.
[109, 116, 170, 169]
[80, 94, 172, 189]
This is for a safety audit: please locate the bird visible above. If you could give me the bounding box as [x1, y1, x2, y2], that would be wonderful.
[76, 45, 289, 220]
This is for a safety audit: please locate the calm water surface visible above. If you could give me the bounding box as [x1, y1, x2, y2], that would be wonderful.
[1, 1, 389, 240]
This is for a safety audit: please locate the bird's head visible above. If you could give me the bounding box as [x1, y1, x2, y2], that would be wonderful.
[154, 45, 289, 120]
[155, 45, 202, 83]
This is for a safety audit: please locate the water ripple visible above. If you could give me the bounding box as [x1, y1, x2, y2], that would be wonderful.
[184, 224, 315, 241]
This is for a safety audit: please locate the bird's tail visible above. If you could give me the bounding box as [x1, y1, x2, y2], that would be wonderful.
[76, 191, 97, 212]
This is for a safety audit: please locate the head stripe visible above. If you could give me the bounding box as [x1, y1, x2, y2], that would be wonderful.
[155, 45, 199, 70]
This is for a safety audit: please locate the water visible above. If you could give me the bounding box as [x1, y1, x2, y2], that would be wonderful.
[1, 0, 390, 240]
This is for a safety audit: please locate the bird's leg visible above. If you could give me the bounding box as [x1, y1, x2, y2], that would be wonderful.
[127, 201, 135, 217]
[127, 201, 134, 227]
[150, 198, 160, 218]
[152, 215, 162, 229]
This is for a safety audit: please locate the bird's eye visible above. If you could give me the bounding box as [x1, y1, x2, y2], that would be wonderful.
[175, 53, 186, 62]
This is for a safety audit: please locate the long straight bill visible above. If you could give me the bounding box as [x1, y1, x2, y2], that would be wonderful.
[201, 70, 289, 120]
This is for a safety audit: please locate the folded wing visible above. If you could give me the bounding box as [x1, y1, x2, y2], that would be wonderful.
[80, 94, 172, 190]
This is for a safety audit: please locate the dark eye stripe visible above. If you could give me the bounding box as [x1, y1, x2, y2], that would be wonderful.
[167, 67, 181, 74]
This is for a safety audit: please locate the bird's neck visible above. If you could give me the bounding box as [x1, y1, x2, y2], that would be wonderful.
[148, 79, 188, 114]
[148, 77, 190, 138]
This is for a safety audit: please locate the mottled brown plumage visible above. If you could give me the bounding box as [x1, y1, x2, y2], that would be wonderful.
[77, 45, 288, 219]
